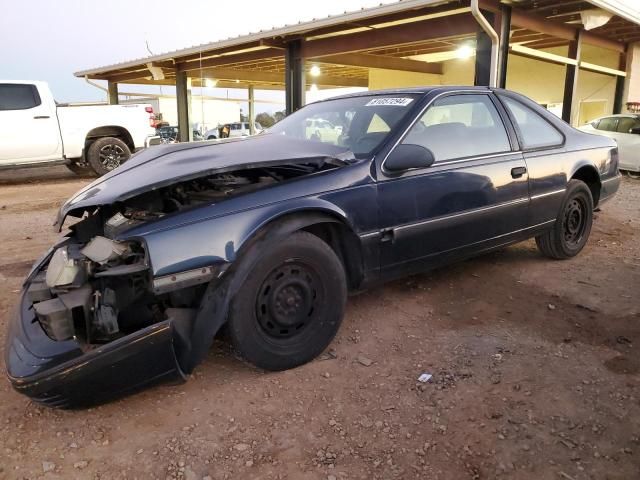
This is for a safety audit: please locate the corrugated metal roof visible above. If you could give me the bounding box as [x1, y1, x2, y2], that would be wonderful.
[74, 0, 640, 78]
[74, 0, 453, 77]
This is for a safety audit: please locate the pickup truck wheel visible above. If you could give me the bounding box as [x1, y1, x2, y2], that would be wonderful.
[87, 137, 131, 175]
[228, 231, 347, 371]
[535, 179, 593, 259]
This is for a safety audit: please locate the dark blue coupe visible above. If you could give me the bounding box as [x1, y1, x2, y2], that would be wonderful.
[6, 86, 621, 407]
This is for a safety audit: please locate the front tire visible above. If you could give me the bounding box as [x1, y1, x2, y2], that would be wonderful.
[535, 179, 594, 259]
[86, 137, 131, 176]
[228, 231, 347, 371]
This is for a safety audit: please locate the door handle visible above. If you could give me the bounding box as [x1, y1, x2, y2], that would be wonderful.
[33, 115, 50, 119]
[511, 166, 527, 178]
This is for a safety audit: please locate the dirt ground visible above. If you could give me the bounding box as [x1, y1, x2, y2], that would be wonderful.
[0, 167, 638, 480]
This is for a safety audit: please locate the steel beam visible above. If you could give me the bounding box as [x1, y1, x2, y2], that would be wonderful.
[474, 11, 495, 87]
[107, 81, 119, 105]
[313, 53, 442, 74]
[562, 32, 582, 125]
[248, 85, 255, 134]
[176, 71, 192, 142]
[301, 14, 478, 58]
[285, 40, 305, 114]
[498, 5, 511, 89]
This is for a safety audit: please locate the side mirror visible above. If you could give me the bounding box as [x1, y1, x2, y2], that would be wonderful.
[384, 144, 435, 172]
[630, 127, 640, 134]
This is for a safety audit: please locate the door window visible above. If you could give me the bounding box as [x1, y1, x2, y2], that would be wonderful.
[0, 84, 41, 110]
[500, 96, 563, 149]
[595, 116, 618, 132]
[403, 94, 510, 162]
[616, 117, 640, 134]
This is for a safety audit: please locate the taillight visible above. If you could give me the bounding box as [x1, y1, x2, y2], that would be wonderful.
[145, 106, 155, 127]
[145, 106, 154, 113]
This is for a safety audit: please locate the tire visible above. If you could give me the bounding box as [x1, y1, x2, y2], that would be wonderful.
[228, 231, 347, 371]
[535, 179, 594, 259]
[86, 137, 131, 176]
[65, 161, 96, 177]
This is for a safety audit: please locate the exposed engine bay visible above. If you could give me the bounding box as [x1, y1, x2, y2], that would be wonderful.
[30, 162, 342, 348]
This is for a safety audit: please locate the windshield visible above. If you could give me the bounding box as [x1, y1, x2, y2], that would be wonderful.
[267, 94, 420, 157]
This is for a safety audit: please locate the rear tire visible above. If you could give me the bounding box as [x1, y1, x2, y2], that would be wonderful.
[228, 231, 347, 371]
[535, 179, 594, 259]
[86, 137, 131, 176]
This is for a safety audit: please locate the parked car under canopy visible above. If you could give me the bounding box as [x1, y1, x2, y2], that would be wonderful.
[5, 86, 620, 407]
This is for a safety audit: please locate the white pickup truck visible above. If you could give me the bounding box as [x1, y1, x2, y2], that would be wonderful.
[0, 80, 156, 175]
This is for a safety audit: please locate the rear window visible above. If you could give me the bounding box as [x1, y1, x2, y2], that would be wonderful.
[500, 96, 563, 149]
[0, 83, 42, 110]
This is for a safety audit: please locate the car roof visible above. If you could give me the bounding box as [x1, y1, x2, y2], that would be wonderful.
[596, 114, 640, 119]
[317, 85, 492, 102]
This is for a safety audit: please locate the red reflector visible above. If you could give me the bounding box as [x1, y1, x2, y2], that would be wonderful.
[145, 106, 154, 113]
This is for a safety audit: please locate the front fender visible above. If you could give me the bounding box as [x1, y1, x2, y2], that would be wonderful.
[133, 196, 355, 277]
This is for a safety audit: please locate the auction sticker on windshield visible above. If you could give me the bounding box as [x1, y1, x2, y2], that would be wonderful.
[365, 98, 414, 107]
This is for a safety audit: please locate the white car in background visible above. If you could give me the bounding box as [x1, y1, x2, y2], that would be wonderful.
[204, 122, 263, 139]
[579, 114, 640, 175]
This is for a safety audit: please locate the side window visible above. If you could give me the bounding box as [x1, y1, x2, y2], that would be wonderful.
[616, 117, 640, 133]
[595, 116, 618, 132]
[403, 94, 510, 162]
[0, 83, 41, 110]
[500, 96, 563, 149]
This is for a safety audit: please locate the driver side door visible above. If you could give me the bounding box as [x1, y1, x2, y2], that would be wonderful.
[376, 92, 530, 278]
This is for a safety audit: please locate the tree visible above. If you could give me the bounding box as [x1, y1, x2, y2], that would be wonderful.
[255, 112, 276, 128]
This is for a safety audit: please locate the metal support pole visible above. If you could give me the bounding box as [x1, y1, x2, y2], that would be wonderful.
[474, 11, 495, 87]
[176, 71, 193, 142]
[107, 81, 119, 105]
[562, 31, 582, 125]
[613, 53, 627, 114]
[498, 6, 512, 89]
[248, 85, 255, 135]
[285, 40, 305, 114]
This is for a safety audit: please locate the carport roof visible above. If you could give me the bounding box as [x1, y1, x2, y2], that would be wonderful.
[74, 0, 640, 90]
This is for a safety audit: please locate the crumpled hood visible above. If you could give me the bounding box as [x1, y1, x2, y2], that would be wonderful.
[55, 134, 351, 228]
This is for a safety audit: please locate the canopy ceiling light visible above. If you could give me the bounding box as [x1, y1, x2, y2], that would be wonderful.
[456, 45, 475, 59]
[310, 65, 322, 77]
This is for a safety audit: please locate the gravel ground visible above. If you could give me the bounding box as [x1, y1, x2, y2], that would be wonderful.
[0, 169, 638, 480]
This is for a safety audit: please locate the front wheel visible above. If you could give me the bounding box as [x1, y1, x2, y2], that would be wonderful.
[535, 179, 594, 259]
[228, 231, 347, 371]
[86, 137, 131, 176]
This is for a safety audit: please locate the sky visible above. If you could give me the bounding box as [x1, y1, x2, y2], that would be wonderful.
[0, 0, 398, 113]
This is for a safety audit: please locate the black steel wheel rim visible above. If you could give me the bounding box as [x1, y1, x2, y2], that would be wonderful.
[256, 261, 321, 339]
[99, 144, 127, 170]
[562, 197, 587, 247]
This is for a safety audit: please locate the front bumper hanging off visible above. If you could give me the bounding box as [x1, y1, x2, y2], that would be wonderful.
[5, 287, 185, 408]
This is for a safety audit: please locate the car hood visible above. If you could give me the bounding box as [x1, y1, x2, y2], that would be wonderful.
[55, 134, 352, 229]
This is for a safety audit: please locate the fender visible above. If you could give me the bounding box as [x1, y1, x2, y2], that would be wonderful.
[132, 196, 360, 277]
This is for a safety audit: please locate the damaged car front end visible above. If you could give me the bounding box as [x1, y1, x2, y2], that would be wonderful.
[5, 127, 380, 407]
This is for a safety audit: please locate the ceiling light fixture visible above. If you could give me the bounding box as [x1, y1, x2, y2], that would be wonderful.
[310, 65, 322, 77]
[456, 45, 475, 59]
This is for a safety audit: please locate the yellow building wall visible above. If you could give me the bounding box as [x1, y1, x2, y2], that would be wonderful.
[366, 44, 618, 125]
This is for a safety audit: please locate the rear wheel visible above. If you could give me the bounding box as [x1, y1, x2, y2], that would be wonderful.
[86, 137, 131, 176]
[228, 231, 347, 371]
[535, 179, 594, 259]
